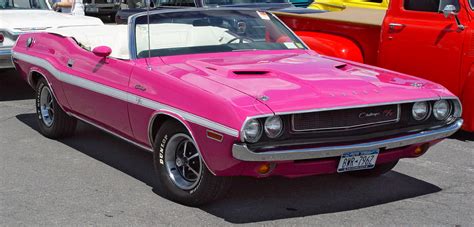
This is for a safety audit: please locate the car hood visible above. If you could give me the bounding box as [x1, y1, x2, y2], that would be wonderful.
[161, 51, 448, 114]
[0, 10, 103, 33]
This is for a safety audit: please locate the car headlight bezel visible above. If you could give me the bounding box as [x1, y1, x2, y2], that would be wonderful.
[412, 101, 430, 121]
[264, 116, 283, 139]
[433, 99, 452, 121]
[242, 119, 263, 143]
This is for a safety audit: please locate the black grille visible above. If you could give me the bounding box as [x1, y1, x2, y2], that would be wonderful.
[292, 104, 399, 132]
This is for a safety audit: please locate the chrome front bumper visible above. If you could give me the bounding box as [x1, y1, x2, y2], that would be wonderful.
[232, 119, 463, 162]
[0, 48, 13, 69]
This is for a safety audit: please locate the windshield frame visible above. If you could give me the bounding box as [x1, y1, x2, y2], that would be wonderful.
[128, 8, 308, 60]
[201, 0, 290, 7]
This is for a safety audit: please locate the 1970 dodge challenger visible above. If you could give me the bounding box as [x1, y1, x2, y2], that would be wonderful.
[12, 9, 463, 205]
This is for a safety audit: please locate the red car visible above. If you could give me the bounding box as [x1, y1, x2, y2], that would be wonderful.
[276, 0, 474, 132]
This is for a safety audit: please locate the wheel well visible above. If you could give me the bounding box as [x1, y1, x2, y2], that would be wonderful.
[149, 114, 188, 146]
[29, 71, 44, 88]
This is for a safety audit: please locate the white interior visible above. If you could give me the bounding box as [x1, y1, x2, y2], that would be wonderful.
[47, 25, 130, 59]
[47, 24, 238, 60]
[135, 23, 236, 55]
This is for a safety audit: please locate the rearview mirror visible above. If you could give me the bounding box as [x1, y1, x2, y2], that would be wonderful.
[92, 46, 112, 58]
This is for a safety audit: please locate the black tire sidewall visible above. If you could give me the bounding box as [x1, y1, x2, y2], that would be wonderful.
[153, 121, 213, 204]
[35, 79, 56, 135]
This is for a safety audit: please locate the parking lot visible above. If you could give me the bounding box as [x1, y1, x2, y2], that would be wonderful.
[0, 69, 473, 225]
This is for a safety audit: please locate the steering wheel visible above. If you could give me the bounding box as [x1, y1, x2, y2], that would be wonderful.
[227, 36, 254, 44]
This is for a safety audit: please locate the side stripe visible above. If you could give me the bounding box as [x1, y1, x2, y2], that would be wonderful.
[12, 51, 240, 137]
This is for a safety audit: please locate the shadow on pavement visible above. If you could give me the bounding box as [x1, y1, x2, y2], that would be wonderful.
[450, 130, 474, 142]
[0, 69, 34, 101]
[16, 113, 442, 224]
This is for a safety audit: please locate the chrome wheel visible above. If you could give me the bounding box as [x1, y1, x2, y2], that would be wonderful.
[39, 86, 54, 127]
[164, 133, 202, 190]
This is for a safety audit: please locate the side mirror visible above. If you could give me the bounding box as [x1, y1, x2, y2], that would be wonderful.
[439, 0, 464, 31]
[442, 4, 457, 18]
[92, 46, 112, 58]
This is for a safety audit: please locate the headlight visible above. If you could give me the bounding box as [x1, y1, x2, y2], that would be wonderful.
[412, 101, 430, 121]
[264, 116, 283, 139]
[433, 100, 451, 120]
[243, 119, 262, 143]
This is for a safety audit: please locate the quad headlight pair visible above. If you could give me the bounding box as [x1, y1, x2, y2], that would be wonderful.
[412, 100, 452, 121]
[242, 116, 283, 143]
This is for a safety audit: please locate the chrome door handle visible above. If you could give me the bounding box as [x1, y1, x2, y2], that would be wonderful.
[67, 59, 74, 68]
[389, 23, 405, 29]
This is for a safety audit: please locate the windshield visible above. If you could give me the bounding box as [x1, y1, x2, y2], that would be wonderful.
[134, 10, 306, 58]
[0, 0, 49, 9]
[204, 0, 288, 6]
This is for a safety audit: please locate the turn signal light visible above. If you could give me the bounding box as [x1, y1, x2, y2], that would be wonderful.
[414, 143, 430, 155]
[256, 163, 274, 175]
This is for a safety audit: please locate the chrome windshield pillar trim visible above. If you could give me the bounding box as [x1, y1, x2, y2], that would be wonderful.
[232, 119, 463, 162]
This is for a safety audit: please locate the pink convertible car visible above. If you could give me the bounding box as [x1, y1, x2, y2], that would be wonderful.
[12, 9, 463, 205]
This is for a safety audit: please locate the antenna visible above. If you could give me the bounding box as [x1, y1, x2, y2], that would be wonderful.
[146, 0, 152, 70]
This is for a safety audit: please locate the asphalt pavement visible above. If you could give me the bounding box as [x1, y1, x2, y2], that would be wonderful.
[0, 69, 473, 225]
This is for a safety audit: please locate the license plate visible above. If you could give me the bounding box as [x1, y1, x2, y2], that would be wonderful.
[337, 150, 379, 173]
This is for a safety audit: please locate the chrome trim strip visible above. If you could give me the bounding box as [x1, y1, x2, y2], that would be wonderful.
[0, 48, 12, 55]
[0, 48, 13, 69]
[128, 13, 138, 60]
[232, 119, 463, 162]
[70, 113, 154, 152]
[291, 104, 400, 132]
[13, 51, 239, 137]
[274, 98, 445, 116]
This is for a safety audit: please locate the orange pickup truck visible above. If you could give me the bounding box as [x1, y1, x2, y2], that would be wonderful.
[276, 0, 474, 132]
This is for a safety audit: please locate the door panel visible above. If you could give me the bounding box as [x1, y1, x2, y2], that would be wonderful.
[379, 3, 465, 96]
[61, 50, 135, 137]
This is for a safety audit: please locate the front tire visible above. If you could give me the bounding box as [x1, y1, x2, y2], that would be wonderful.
[153, 120, 232, 206]
[35, 78, 77, 139]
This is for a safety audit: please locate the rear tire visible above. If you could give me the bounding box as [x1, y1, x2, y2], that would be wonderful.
[35, 78, 77, 139]
[348, 160, 398, 177]
[153, 120, 232, 206]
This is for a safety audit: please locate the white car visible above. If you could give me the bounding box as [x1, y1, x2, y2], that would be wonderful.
[0, 0, 103, 69]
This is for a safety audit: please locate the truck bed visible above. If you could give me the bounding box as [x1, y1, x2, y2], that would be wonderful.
[275, 7, 385, 65]
[275, 7, 386, 27]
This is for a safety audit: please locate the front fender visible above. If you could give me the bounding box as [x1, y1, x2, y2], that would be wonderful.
[148, 110, 248, 176]
[295, 31, 364, 63]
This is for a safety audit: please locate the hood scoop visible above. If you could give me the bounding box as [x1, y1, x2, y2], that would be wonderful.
[232, 70, 269, 75]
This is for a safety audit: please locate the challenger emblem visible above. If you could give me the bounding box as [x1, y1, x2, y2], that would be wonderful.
[359, 112, 381, 118]
[359, 109, 395, 119]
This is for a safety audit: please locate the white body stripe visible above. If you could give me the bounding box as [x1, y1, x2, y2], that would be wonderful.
[12, 51, 240, 137]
